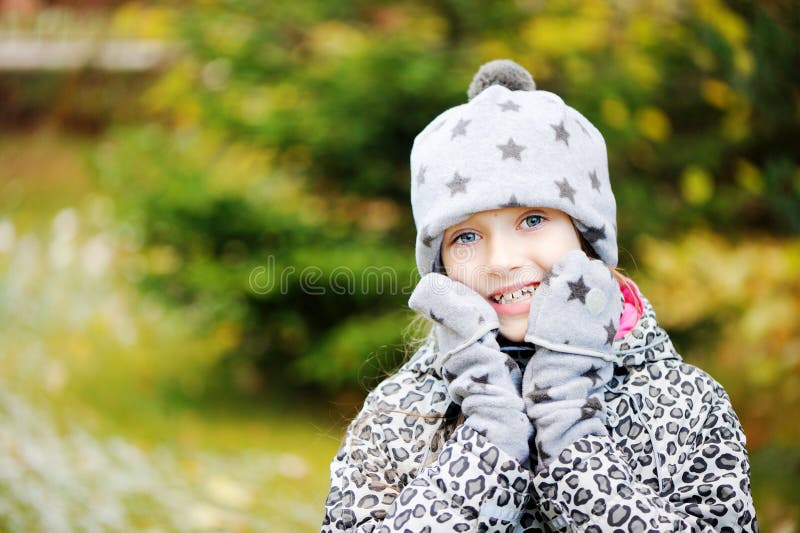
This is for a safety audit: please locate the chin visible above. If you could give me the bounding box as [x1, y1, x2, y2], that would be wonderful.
[498, 319, 527, 342]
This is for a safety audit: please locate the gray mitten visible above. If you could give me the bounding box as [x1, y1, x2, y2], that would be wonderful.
[521, 250, 623, 465]
[409, 273, 533, 463]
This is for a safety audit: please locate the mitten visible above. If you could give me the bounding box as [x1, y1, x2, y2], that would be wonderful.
[521, 250, 623, 465]
[409, 273, 533, 463]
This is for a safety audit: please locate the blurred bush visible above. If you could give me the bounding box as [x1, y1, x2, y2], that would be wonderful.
[636, 231, 800, 447]
[91, 0, 799, 403]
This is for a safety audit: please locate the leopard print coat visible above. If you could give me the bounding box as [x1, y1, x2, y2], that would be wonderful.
[321, 294, 757, 532]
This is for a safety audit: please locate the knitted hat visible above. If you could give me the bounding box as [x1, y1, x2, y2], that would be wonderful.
[410, 59, 617, 276]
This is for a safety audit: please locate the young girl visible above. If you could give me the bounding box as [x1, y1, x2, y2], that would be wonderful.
[321, 60, 756, 532]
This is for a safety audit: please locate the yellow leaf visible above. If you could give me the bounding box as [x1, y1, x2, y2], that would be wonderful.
[735, 159, 763, 195]
[680, 166, 714, 205]
[734, 49, 754, 76]
[111, 4, 177, 39]
[722, 100, 751, 141]
[601, 98, 629, 129]
[635, 107, 671, 142]
[565, 56, 592, 85]
[692, 0, 748, 46]
[478, 39, 512, 62]
[628, 16, 657, 47]
[692, 47, 716, 71]
[700, 79, 733, 109]
[307, 21, 368, 59]
[621, 50, 660, 90]
[520, 14, 607, 56]
[148, 245, 181, 275]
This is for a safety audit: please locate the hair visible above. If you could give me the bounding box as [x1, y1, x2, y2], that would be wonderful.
[577, 230, 643, 316]
[401, 312, 433, 355]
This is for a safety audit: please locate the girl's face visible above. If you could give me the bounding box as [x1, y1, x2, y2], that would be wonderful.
[441, 207, 582, 342]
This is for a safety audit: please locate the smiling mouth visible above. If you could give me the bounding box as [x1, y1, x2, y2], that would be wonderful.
[490, 283, 538, 305]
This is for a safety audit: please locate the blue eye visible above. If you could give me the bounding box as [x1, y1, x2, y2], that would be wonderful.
[522, 214, 543, 228]
[454, 232, 478, 244]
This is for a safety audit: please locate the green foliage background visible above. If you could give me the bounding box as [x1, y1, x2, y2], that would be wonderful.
[1, 0, 799, 530]
[96, 0, 799, 397]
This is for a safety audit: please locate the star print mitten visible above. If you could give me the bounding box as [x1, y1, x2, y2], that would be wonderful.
[521, 250, 623, 465]
[409, 273, 533, 463]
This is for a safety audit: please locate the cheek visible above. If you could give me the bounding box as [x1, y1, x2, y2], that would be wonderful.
[534, 227, 582, 266]
[443, 251, 481, 289]
[557, 233, 582, 256]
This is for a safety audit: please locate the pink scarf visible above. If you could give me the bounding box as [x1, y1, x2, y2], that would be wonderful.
[616, 275, 643, 340]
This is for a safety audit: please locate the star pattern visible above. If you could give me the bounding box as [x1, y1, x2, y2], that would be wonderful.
[575, 118, 590, 137]
[582, 365, 602, 386]
[527, 383, 552, 403]
[566, 276, 590, 304]
[446, 171, 470, 196]
[555, 178, 577, 204]
[498, 99, 521, 112]
[604, 319, 616, 345]
[501, 194, 521, 208]
[416, 164, 427, 186]
[540, 268, 559, 287]
[451, 118, 470, 140]
[589, 170, 601, 191]
[583, 224, 607, 244]
[551, 120, 570, 146]
[497, 137, 526, 161]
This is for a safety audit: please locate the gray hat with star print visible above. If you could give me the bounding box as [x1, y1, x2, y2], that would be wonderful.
[410, 59, 617, 275]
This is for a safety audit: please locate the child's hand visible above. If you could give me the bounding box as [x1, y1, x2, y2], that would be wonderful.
[408, 273, 499, 357]
[525, 249, 622, 354]
[520, 250, 622, 465]
[409, 273, 532, 462]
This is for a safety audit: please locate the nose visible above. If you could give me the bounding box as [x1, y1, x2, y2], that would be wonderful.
[485, 231, 526, 274]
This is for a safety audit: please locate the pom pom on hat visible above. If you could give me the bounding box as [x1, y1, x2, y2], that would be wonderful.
[467, 59, 536, 101]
